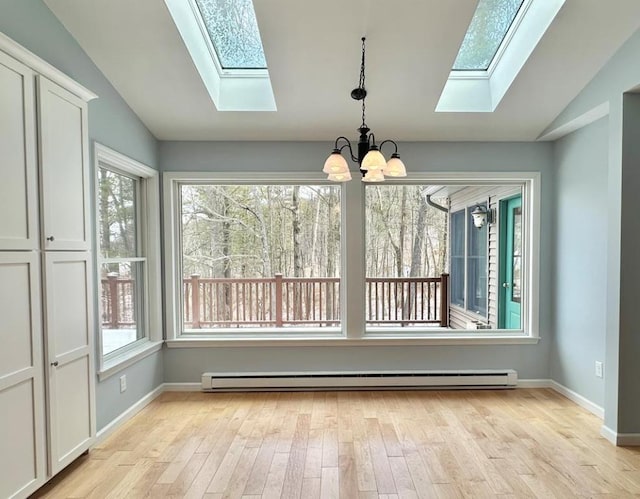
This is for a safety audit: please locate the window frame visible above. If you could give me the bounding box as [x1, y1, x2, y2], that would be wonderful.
[163, 171, 541, 347]
[94, 143, 162, 380]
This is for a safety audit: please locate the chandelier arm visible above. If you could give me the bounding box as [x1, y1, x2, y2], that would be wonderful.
[334, 136, 358, 163]
[368, 132, 377, 147]
[379, 139, 399, 155]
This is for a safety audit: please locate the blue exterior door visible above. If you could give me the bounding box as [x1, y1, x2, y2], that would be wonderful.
[499, 196, 522, 329]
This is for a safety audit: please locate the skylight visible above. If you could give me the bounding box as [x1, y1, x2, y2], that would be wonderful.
[164, 0, 276, 111]
[437, 0, 565, 112]
[194, 0, 267, 70]
[453, 0, 525, 71]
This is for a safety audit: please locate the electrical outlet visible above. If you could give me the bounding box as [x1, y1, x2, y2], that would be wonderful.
[595, 361, 603, 378]
[120, 374, 127, 393]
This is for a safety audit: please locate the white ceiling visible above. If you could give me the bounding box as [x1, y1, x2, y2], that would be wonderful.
[44, 0, 640, 142]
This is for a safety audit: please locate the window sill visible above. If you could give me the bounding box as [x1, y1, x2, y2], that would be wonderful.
[166, 334, 540, 348]
[98, 341, 163, 381]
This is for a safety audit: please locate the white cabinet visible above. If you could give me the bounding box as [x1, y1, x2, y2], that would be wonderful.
[38, 76, 91, 251]
[0, 51, 38, 250]
[0, 35, 97, 499]
[0, 253, 47, 498]
[44, 252, 95, 474]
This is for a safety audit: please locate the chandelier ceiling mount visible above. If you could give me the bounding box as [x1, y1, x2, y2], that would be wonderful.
[323, 37, 407, 182]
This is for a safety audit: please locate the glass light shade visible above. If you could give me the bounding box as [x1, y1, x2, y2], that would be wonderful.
[323, 152, 349, 174]
[383, 156, 407, 177]
[362, 169, 385, 182]
[471, 206, 488, 228]
[328, 171, 352, 182]
[361, 149, 386, 171]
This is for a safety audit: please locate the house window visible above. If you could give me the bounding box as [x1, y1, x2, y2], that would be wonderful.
[450, 210, 465, 307]
[164, 172, 540, 342]
[449, 202, 493, 320]
[98, 168, 146, 355]
[95, 144, 161, 377]
[178, 183, 341, 333]
[466, 203, 488, 317]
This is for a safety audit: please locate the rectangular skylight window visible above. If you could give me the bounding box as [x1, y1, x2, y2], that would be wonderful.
[194, 0, 267, 70]
[452, 0, 525, 71]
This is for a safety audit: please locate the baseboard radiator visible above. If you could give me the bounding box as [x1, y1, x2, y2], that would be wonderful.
[201, 370, 517, 391]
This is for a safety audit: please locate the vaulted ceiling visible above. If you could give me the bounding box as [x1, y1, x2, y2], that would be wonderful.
[44, 0, 640, 141]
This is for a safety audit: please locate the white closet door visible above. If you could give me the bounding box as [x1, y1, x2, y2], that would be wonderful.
[0, 253, 46, 498]
[44, 252, 95, 475]
[38, 76, 90, 251]
[0, 51, 38, 250]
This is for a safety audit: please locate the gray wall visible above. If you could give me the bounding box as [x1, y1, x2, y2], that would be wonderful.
[0, 0, 163, 432]
[0, 0, 157, 167]
[544, 23, 640, 434]
[161, 140, 554, 381]
[618, 93, 640, 433]
[551, 117, 608, 407]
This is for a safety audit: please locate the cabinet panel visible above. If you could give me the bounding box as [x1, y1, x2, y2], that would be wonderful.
[38, 76, 90, 251]
[0, 253, 46, 499]
[0, 51, 38, 250]
[48, 259, 90, 356]
[51, 356, 91, 462]
[0, 380, 41, 499]
[0, 259, 36, 378]
[44, 252, 95, 475]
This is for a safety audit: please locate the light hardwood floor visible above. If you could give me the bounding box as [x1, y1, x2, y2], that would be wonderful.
[32, 389, 640, 498]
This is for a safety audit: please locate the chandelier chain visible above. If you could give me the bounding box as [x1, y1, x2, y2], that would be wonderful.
[360, 37, 367, 127]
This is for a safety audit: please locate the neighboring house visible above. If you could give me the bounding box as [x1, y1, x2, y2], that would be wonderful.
[436, 185, 522, 330]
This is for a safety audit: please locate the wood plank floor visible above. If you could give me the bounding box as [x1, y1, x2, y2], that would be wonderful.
[32, 389, 640, 498]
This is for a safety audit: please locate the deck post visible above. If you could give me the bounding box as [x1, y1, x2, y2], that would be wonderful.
[191, 274, 201, 329]
[107, 273, 119, 329]
[275, 273, 283, 327]
[440, 273, 450, 328]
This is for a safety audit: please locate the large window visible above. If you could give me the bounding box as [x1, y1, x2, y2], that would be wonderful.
[178, 183, 341, 332]
[98, 168, 145, 355]
[95, 144, 161, 376]
[164, 173, 539, 342]
[364, 185, 448, 328]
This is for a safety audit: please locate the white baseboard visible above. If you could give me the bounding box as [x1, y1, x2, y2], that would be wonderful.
[549, 380, 604, 419]
[163, 382, 201, 392]
[517, 379, 550, 388]
[601, 425, 618, 445]
[518, 379, 604, 419]
[601, 425, 640, 446]
[95, 384, 165, 445]
[94, 383, 201, 445]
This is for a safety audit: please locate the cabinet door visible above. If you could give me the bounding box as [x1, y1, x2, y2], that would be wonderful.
[0, 51, 38, 250]
[44, 252, 95, 475]
[0, 253, 46, 498]
[38, 76, 90, 251]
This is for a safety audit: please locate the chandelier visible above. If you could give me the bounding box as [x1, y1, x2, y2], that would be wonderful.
[323, 37, 407, 182]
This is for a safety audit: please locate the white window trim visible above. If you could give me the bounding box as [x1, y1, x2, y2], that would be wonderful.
[94, 143, 163, 380]
[163, 171, 540, 346]
[436, 0, 565, 112]
[163, 0, 276, 111]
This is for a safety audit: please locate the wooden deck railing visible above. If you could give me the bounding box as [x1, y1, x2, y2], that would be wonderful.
[101, 273, 449, 329]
